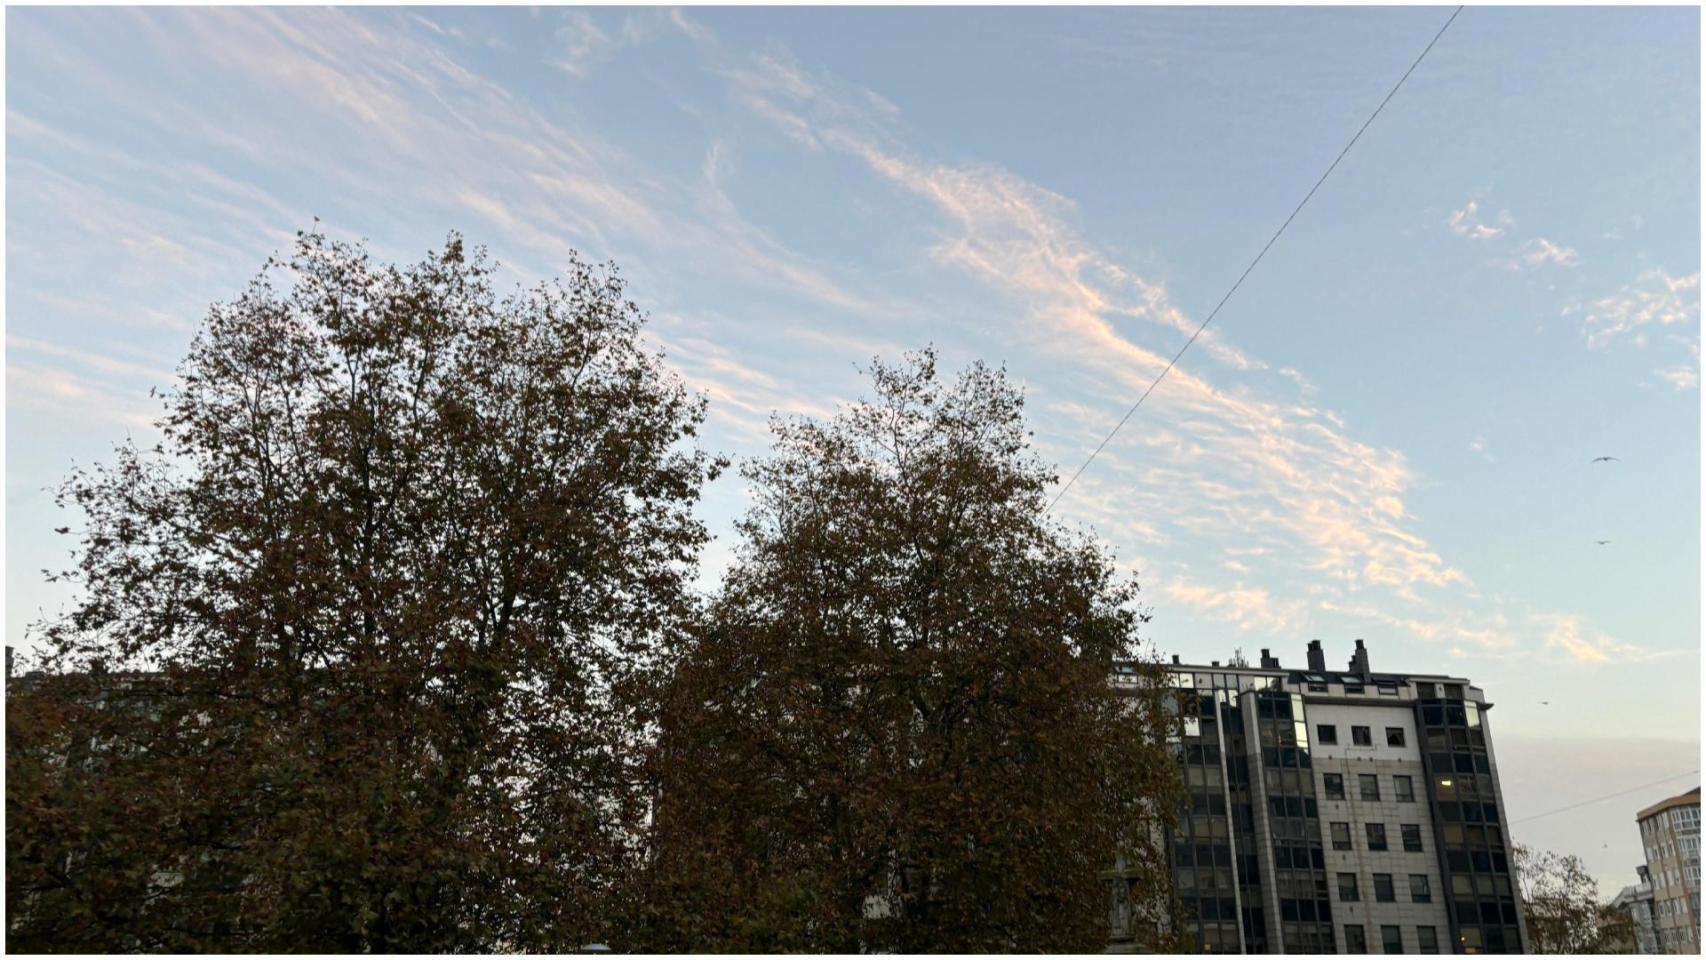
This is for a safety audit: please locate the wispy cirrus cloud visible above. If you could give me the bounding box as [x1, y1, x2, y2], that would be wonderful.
[1447, 198, 1511, 240]
[10, 7, 895, 450]
[1532, 612, 1670, 665]
[1164, 576, 1306, 634]
[1565, 268, 1701, 350]
[9, 7, 1647, 673]
[704, 36, 1623, 663]
[1505, 236, 1581, 271]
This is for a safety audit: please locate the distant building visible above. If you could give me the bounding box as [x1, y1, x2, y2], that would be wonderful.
[1610, 867, 1658, 954]
[1636, 786, 1700, 954]
[1111, 640, 1528, 954]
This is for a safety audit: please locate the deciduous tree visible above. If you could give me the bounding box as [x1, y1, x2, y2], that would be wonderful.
[639, 350, 1180, 952]
[6, 231, 720, 952]
[1514, 842, 1632, 954]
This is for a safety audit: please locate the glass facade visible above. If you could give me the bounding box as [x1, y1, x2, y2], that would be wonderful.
[1148, 661, 1521, 955]
[1166, 676, 1243, 953]
[1416, 696, 1523, 953]
[1252, 690, 1334, 953]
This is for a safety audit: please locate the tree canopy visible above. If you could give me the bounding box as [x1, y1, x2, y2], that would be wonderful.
[7, 232, 721, 951]
[7, 234, 1182, 953]
[1514, 842, 1634, 954]
[639, 350, 1180, 952]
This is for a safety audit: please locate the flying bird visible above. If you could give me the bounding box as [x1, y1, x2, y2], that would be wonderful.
[1591, 456, 1620, 463]
[1595, 540, 1612, 546]
[1539, 701, 1550, 706]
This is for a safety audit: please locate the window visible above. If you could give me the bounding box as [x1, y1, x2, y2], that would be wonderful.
[1344, 924, 1367, 953]
[1395, 775, 1415, 802]
[1345, 680, 1365, 695]
[1339, 872, 1360, 902]
[1352, 726, 1373, 746]
[1410, 874, 1431, 903]
[1382, 925, 1404, 954]
[1386, 727, 1406, 747]
[1332, 821, 1353, 850]
[1402, 824, 1424, 852]
[1360, 774, 1381, 801]
[1374, 873, 1396, 902]
[1318, 724, 1338, 745]
[1378, 683, 1400, 696]
[1324, 773, 1345, 800]
[1418, 925, 1439, 953]
[1367, 823, 1388, 851]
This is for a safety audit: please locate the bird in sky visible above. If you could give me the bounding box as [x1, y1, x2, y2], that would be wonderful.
[1595, 539, 1612, 546]
[1540, 700, 1551, 706]
[1591, 456, 1620, 463]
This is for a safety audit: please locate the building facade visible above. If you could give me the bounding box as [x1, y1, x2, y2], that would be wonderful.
[1121, 640, 1528, 954]
[1636, 786, 1700, 954]
[1610, 869, 1658, 954]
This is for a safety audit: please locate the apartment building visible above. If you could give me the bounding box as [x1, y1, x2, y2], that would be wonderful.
[1636, 786, 1700, 954]
[1112, 640, 1527, 954]
[1610, 867, 1658, 954]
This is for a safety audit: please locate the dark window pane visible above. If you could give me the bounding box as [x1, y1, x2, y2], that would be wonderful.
[1402, 824, 1424, 852]
[1367, 823, 1388, 851]
[1386, 727, 1406, 747]
[1324, 774, 1345, 799]
[1410, 874, 1431, 903]
[1331, 822, 1352, 850]
[1418, 925, 1439, 953]
[1382, 925, 1404, 954]
[1344, 925, 1367, 953]
[1395, 775, 1415, 802]
[1318, 724, 1338, 745]
[1338, 873, 1359, 902]
[1374, 874, 1396, 902]
[1352, 726, 1373, 746]
[1360, 774, 1381, 801]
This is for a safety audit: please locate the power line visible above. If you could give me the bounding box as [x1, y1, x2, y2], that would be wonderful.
[1507, 769, 1700, 826]
[1048, 6, 1465, 512]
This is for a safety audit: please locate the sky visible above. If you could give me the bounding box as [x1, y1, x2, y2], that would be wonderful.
[5, 6, 1700, 892]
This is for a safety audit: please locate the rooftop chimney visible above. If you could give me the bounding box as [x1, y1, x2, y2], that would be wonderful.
[1260, 648, 1280, 669]
[1171, 654, 1181, 666]
[1306, 639, 1326, 673]
[1349, 638, 1371, 678]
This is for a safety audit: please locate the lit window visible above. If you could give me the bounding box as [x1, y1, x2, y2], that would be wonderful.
[1386, 727, 1406, 747]
[1352, 726, 1373, 746]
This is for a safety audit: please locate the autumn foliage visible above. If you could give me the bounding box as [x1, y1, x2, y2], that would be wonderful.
[7, 233, 1177, 952]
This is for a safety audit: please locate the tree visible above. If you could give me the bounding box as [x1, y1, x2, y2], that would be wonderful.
[638, 350, 1180, 952]
[1514, 842, 1633, 954]
[6, 231, 721, 952]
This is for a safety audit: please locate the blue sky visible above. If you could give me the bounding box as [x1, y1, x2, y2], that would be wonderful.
[5, 6, 1700, 890]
